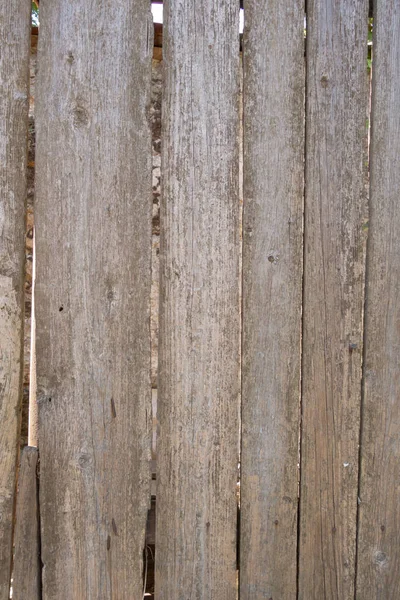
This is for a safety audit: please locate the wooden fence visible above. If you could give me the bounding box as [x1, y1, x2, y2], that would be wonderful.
[1, 0, 399, 598]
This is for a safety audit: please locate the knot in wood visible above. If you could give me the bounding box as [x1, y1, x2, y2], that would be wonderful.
[72, 104, 89, 128]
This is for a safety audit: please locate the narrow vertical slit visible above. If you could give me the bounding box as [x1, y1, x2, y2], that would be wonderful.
[28, 235, 37, 447]
[296, 4, 307, 598]
[354, 8, 373, 599]
[143, 499, 155, 599]
[24, 12, 39, 452]
[29, 17, 43, 599]
[146, 6, 162, 597]
[237, 4, 245, 597]
[37, 456, 43, 599]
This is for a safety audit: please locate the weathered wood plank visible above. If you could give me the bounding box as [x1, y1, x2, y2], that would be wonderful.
[240, 1, 304, 598]
[35, 1, 153, 597]
[13, 447, 40, 600]
[356, 3, 400, 597]
[155, 1, 240, 598]
[0, 3, 30, 598]
[298, 1, 369, 598]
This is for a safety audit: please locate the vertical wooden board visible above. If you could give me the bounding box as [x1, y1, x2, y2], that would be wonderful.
[299, 1, 369, 598]
[356, 3, 400, 597]
[155, 1, 240, 598]
[35, 1, 153, 598]
[13, 447, 40, 600]
[0, 3, 30, 598]
[240, 1, 304, 599]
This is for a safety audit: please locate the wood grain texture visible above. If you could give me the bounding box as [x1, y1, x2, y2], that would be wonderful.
[0, 3, 30, 598]
[298, 1, 369, 598]
[240, 1, 304, 598]
[155, 1, 240, 598]
[13, 447, 40, 600]
[356, 3, 400, 597]
[35, 1, 153, 598]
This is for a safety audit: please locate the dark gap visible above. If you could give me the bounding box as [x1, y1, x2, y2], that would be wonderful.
[20, 108, 36, 449]
[236, 500, 241, 571]
[354, 9, 374, 599]
[37, 454, 43, 599]
[237, 4, 245, 596]
[296, 2, 308, 598]
[143, 498, 156, 598]
[148, 5, 162, 595]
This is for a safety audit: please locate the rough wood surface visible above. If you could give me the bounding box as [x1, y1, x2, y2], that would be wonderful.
[13, 447, 40, 600]
[0, 4, 30, 598]
[35, 1, 153, 597]
[298, 1, 369, 598]
[356, 3, 400, 597]
[155, 1, 240, 598]
[240, 1, 304, 598]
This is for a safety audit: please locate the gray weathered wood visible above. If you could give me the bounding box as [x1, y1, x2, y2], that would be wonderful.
[155, 1, 240, 598]
[35, 1, 153, 597]
[0, 4, 30, 598]
[240, 1, 304, 598]
[298, 1, 369, 598]
[13, 447, 40, 600]
[356, 2, 400, 597]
